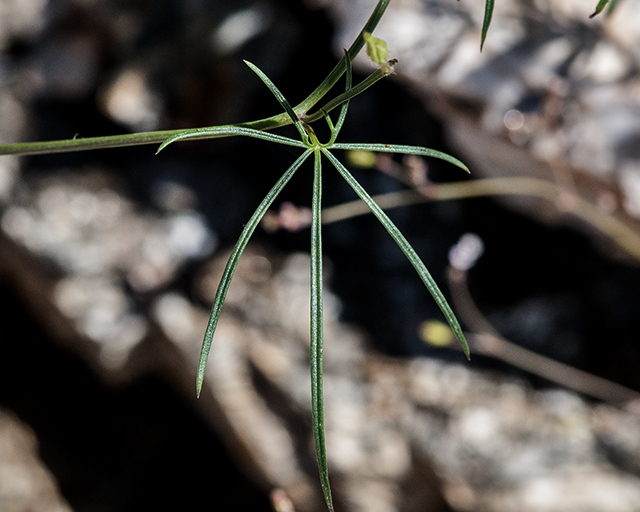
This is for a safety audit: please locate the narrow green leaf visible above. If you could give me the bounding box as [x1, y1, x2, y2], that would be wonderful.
[243, 60, 309, 144]
[590, 0, 609, 17]
[480, 0, 495, 51]
[310, 150, 333, 512]
[196, 149, 313, 397]
[329, 50, 353, 144]
[322, 148, 470, 359]
[156, 125, 306, 153]
[331, 142, 470, 173]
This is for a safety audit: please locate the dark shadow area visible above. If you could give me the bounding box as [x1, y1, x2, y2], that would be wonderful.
[0, 283, 271, 512]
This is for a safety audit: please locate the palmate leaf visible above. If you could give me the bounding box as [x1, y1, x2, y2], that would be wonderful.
[1, 3, 471, 506]
[183, 47, 470, 511]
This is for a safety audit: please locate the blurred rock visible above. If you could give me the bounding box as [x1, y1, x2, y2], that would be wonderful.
[0, 169, 215, 371]
[0, 408, 73, 512]
[0, 0, 47, 49]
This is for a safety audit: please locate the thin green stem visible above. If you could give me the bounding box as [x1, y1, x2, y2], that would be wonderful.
[0, 0, 392, 157]
[305, 61, 392, 126]
[293, 0, 392, 115]
[318, 49, 352, 146]
[0, 129, 182, 156]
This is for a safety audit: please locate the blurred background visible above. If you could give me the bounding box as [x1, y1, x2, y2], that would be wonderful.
[2, 0, 640, 511]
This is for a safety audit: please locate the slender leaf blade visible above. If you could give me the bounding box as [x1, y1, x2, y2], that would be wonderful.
[331, 50, 353, 143]
[481, 0, 495, 51]
[310, 150, 334, 511]
[323, 149, 470, 359]
[244, 60, 309, 143]
[331, 142, 470, 173]
[196, 149, 313, 397]
[157, 125, 307, 153]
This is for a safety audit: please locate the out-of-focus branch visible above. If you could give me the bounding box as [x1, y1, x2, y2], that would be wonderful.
[320, 174, 640, 264]
[445, 264, 640, 412]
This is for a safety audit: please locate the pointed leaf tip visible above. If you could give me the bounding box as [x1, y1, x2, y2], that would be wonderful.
[480, 0, 495, 51]
[590, 0, 609, 17]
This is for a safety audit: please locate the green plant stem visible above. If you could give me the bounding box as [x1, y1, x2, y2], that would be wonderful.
[303, 62, 395, 125]
[0, 0, 392, 157]
[292, 0, 391, 114]
[0, 130, 182, 156]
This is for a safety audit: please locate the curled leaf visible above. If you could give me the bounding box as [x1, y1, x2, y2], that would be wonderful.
[363, 31, 389, 65]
